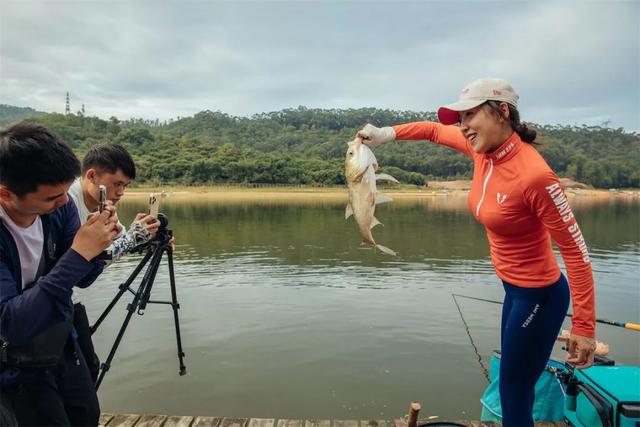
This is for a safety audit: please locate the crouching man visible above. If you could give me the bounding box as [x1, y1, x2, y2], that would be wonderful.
[69, 143, 159, 383]
[0, 122, 118, 426]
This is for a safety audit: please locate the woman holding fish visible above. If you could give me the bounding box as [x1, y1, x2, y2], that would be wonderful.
[358, 78, 596, 427]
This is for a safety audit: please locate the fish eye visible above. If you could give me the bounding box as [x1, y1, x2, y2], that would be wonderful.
[348, 151, 353, 156]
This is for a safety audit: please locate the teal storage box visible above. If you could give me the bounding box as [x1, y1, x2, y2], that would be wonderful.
[564, 365, 640, 427]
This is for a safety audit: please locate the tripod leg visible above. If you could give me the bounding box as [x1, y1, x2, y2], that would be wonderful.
[91, 250, 153, 334]
[138, 246, 165, 314]
[95, 248, 161, 390]
[166, 248, 187, 375]
[95, 280, 144, 390]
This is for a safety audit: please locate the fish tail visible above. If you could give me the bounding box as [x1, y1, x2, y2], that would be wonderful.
[376, 244, 397, 256]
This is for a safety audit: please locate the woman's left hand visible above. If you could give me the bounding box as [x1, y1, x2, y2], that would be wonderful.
[567, 333, 596, 369]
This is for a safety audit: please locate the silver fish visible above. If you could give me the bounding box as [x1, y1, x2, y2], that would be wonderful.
[345, 137, 398, 256]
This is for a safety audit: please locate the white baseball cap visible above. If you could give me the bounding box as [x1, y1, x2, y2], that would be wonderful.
[437, 78, 519, 125]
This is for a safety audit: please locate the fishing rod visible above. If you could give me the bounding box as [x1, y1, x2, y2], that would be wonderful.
[452, 294, 640, 332]
[452, 293, 490, 382]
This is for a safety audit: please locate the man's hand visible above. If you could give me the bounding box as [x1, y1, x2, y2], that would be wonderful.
[72, 210, 119, 261]
[133, 213, 160, 238]
[105, 201, 123, 234]
[357, 124, 396, 148]
[567, 333, 596, 369]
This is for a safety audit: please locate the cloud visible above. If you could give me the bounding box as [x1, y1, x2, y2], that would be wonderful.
[1, 0, 638, 129]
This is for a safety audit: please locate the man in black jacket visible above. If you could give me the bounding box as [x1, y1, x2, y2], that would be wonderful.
[0, 122, 119, 426]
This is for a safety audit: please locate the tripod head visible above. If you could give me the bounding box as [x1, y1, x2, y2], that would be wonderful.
[156, 212, 169, 230]
[154, 213, 172, 244]
[131, 212, 173, 254]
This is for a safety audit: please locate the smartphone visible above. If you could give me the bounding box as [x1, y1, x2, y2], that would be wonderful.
[98, 185, 107, 212]
[148, 193, 160, 218]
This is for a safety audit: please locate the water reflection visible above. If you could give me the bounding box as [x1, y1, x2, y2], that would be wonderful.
[118, 193, 639, 259]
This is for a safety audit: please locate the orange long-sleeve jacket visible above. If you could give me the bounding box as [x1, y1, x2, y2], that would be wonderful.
[393, 122, 596, 337]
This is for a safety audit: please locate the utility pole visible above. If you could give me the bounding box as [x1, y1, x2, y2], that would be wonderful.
[65, 92, 71, 115]
[81, 104, 85, 116]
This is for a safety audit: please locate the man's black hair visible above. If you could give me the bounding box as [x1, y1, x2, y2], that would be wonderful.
[0, 122, 80, 197]
[82, 143, 136, 180]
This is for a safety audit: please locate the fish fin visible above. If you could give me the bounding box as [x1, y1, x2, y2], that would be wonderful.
[372, 162, 379, 172]
[360, 235, 375, 246]
[370, 216, 382, 229]
[376, 244, 397, 256]
[376, 193, 393, 204]
[375, 173, 399, 183]
[345, 203, 353, 220]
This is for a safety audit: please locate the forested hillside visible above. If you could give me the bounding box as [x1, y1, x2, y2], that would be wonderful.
[0, 104, 46, 125]
[2, 106, 638, 188]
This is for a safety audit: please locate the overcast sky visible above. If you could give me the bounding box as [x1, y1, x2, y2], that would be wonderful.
[1, 0, 638, 129]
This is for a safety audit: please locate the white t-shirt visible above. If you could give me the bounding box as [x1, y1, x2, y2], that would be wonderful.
[68, 178, 92, 224]
[0, 203, 44, 289]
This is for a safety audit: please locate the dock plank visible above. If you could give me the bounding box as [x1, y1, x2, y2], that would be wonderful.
[221, 418, 249, 427]
[248, 419, 275, 427]
[136, 415, 168, 427]
[99, 414, 569, 427]
[99, 412, 115, 426]
[192, 417, 222, 427]
[108, 414, 140, 427]
[164, 416, 194, 427]
[278, 419, 303, 427]
[277, 420, 303, 427]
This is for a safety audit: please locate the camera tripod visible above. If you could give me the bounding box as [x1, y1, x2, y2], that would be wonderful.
[91, 213, 187, 390]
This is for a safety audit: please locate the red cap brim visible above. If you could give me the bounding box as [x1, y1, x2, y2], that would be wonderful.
[437, 107, 460, 125]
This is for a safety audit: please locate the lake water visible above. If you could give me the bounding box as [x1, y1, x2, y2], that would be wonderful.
[78, 194, 640, 420]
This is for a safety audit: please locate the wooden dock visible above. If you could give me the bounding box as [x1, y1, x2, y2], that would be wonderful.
[99, 414, 568, 427]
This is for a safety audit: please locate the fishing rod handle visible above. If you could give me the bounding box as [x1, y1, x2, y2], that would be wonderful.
[595, 318, 640, 332]
[625, 322, 640, 332]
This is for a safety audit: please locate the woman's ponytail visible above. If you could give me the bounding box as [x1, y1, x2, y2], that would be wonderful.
[486, 101, 538, 144]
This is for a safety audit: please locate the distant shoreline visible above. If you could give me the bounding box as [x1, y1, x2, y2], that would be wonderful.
[122, 180, 639, 201]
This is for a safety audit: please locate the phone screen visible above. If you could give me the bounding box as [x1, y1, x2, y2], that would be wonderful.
[148, 193, 160, 218]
